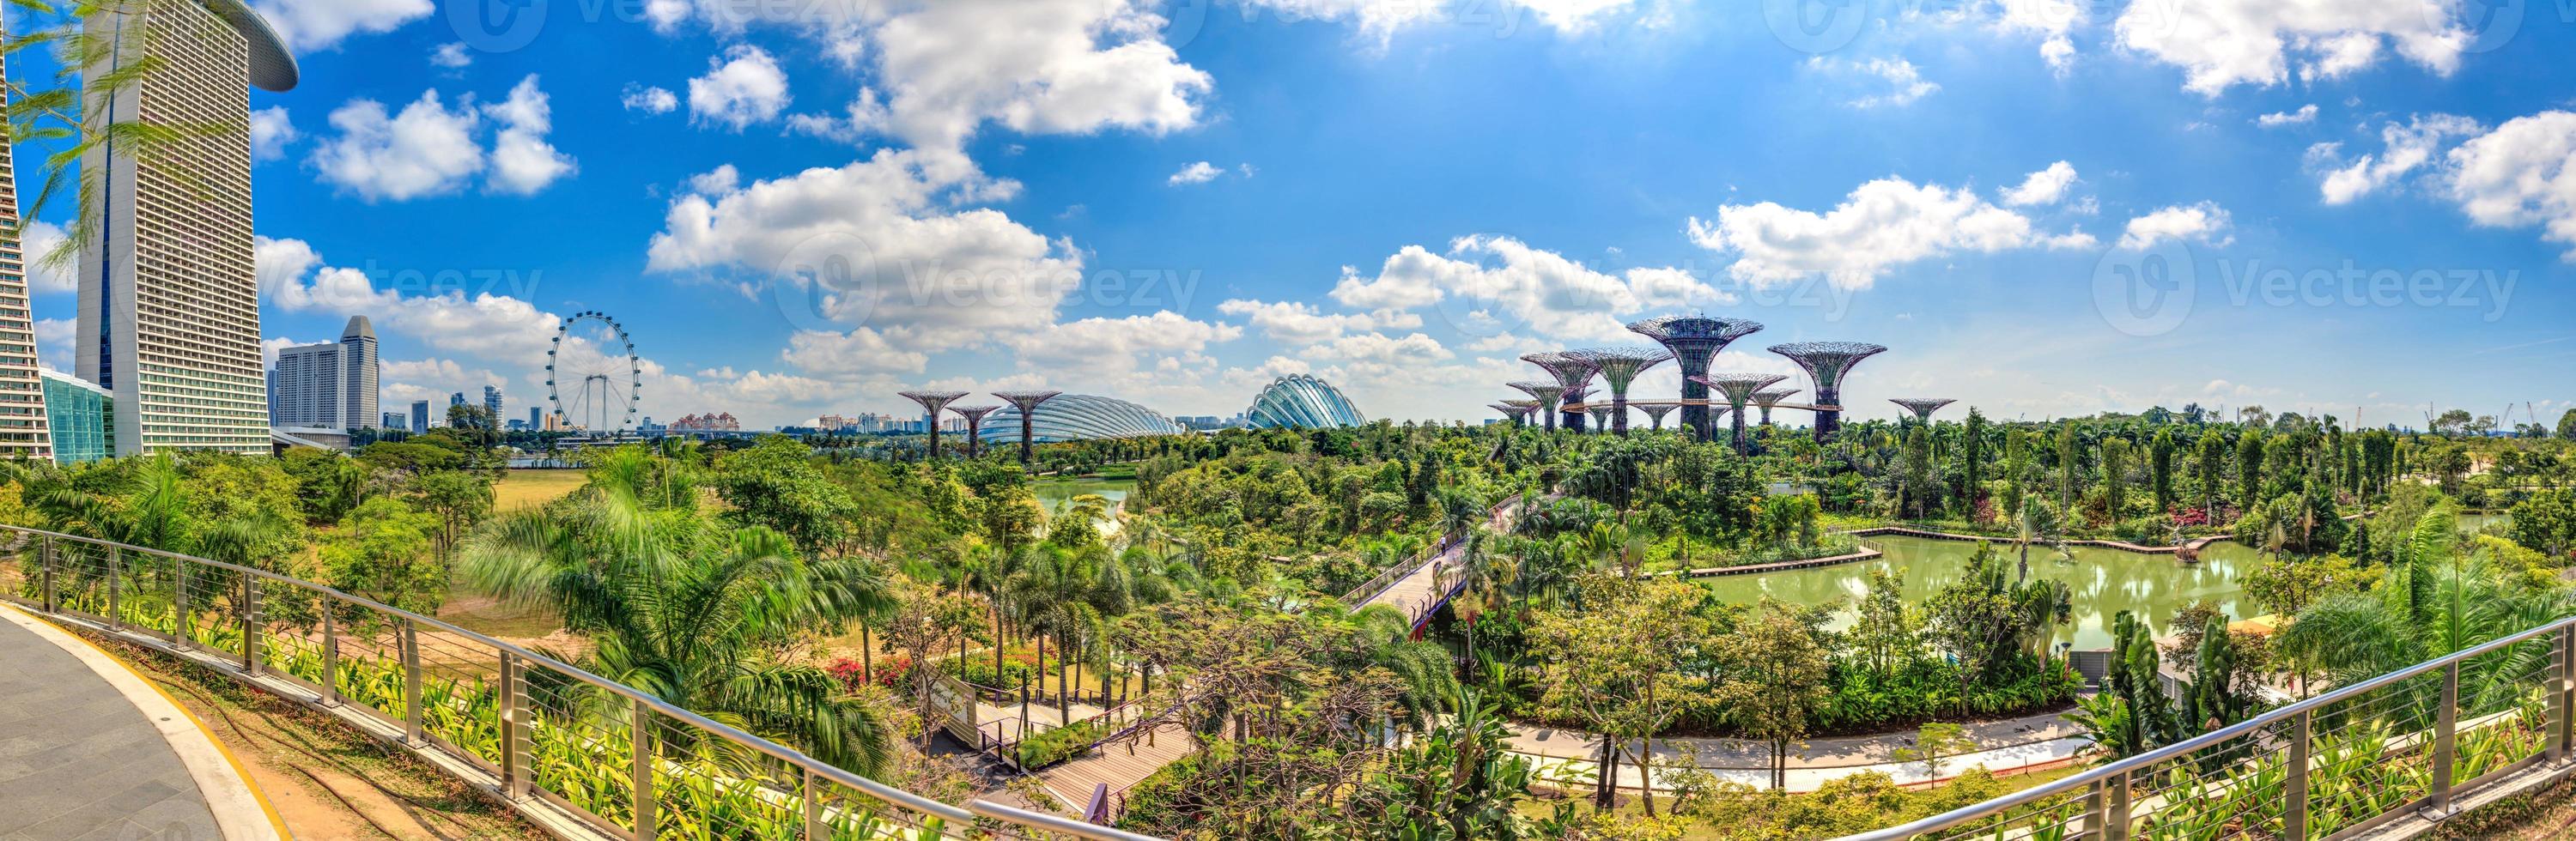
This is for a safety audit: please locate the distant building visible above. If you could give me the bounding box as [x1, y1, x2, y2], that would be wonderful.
[39, 371, 109, 464]
[382, 412, 404, 431]
[0, 53, 46, 461]
[450, 391, 465, 408]
[528, 407, 541, 430]
[411, 400, 430, 432]
[483, 384, 503, 423]
[341, 317, 377, 429]
[270, 341, 349, 427]
[670, 412, 741, 432]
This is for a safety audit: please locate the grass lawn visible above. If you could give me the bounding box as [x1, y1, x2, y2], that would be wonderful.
[493, 469, 586, 511]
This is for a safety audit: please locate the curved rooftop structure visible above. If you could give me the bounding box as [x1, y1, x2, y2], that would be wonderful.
[205, 0, 301, 91]
[977, 394, 1185, 443]
[1244, 374, 1366, 429]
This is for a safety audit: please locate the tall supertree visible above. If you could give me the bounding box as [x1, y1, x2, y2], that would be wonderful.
[1637, 403, 1679, 432]
[1629, 316, 1765, 442]
[898, 390, 967, 459]
[1588, 406, 1614, 433]
[1522, 353, 1599, 433]
[949, 404, 1000, 457]
[1770, 342, 1889, 443]
[1890, 398, 1957, 425]
[1558, 385, 1595, 433]
[1490, 402, 1535, 426]
[1507, 382, 1566, 432]
[993, 390, 1063, 465]
[1752, 389, 1801, 428]
[1693, 373, 1789, 455]
[1501, 398, 1543, 424]
[1566, 347, 1673, 437]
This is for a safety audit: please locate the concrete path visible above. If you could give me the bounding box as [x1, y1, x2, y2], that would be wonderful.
[0, 603, 280, 840]
[1505, 707, 2089, 793]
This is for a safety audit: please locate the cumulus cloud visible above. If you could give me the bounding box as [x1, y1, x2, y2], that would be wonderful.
[622, 84, 680, 114]
[250, 107, 298, 162]
[1811, 57, 1939, 107]
[1003, 312, 1243, 373]
[1327, 235, 1723, 339]
[2002, 160, 2080, 206]
[1217, 299, 1420, 345]
[2445, 111, 2576, 259]
[429, 42, 471, 69]
[2111, 0, 2471, 95]
[308, 76, 575, 201]
[689, 46, 793, 130]
[644, 148, 1080, 349]
[251, 0, 433, 51]
[1167, 161, 1224, 185]
[778, 328, 930, 378]
[33, 318, 70, 371]
[2257, 104, 2319, 127]
[18, 221, 72, 293]
[1687, 176, 2096, 288]
[1238, 0, 1649, 39]
[2312, 113, 2480, 205]
[2117, 202, 2234, 249]
[1987, 0, 2085, 70]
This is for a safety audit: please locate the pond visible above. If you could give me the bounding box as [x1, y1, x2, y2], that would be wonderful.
[1030, 476, 1139, 536]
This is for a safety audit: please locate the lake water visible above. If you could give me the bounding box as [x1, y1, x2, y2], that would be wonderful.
[1031, 477, 1137, 536]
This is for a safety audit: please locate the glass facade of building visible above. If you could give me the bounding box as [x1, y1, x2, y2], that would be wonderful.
[40, 371, 111, 464]
[1244, 374, 1366, 429]
[976, 394, 1185, 443]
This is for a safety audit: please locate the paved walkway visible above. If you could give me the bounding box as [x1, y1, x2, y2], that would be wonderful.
[0, 603, 279, 840]
[1505, 707, 2088, 793]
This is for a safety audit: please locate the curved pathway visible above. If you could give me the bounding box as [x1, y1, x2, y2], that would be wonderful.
[1504, 707, 2087, 792]
[0, 603, 281, 840]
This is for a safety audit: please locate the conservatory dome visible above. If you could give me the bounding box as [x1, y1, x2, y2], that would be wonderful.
[1243, 375, 1367, 429]
[975, 394, 1187, 443]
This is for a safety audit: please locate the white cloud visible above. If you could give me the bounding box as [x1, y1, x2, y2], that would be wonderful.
[2117, 202, 2234, 249]
[308, 77, 575, 201]
[429, 42, 472, 69]
[1003, 312, 1242, 374]
[1238, 0, 1647, 39]
[689, 46, 793, 130]
[1167, 161, 1223, 185]
[485, 76, 578, 196]
[1812, 57, 1939, 108]
[1687, 176, 2096, 289]
[250, 107, 298, 162]
[1988, 0, 2085, 71]
[2257, 104, 2319, 127]
[19, 221, 71, 294]
[32, 318, 70, 371]
[1303, 331, 1454, 365]
[778, 328, 929, 378]
[251, 0, 433, 51]
[644, 148, 1079, 349]
[309, 91, 483, 201]
[784, 90, 890, 142]
[1217, 299, 1419, 345]
[621, 84, 680, 115]
[1327, 235, 1723, 339]
[2445, 111, 2576, 259]
[2313, 113, 2480, 204]
[686, 164, 739, 197]
[2002, 160, 2079, 206]
[2111, 0, 2470, 95]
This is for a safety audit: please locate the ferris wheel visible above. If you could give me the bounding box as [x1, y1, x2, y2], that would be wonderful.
[546, 310, 641, 433]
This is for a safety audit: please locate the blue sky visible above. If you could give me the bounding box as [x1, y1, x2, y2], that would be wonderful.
[24, 0, 2576, 428]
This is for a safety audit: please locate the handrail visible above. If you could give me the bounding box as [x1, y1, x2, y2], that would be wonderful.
[0, 523, 1065, 838]
[1836, 612, 2576, 840]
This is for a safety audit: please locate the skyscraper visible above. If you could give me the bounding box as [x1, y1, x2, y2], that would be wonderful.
[269, 341, 347, 427]
[76, 0, 299, 455]
[342, 316, 377, 429]
[382, 411, 404, 431]
[483, 384, 503, 423]
[528, 406, 541, 430]
[411, 400, 430, 433]
[0, 45, 48, 460]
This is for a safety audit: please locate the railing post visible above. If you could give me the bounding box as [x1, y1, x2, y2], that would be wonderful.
[2556, 626, 2574, 765]
[402, 620, 425, 746]
[633, 696, 658, 839]
[105, 548, 121, 630]
[174, 560, 191, 650]
[2083, 778, 2106, 840]
[2105, 769, 2131, 841]
[321, 604, 340, 707]
[241, 578, 261, 675]
[498, 652, 524, 800]
[2428, 661, 2460, 818]
[39, 535, 55, 613]
[801, 766, 823, 841]
[2287, 710, 2312, 841]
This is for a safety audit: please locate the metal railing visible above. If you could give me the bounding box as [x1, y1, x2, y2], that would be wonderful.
[0, 525, 1156, 841]
[1839, 614, 2576, 841]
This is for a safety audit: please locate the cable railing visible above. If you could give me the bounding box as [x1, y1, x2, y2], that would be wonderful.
[0, 524, 1155, 841]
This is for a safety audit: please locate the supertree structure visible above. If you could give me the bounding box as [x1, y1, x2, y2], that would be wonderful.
[1692, 373, 1789, 455]
[1890, 398, 1957, 425]
[1566, 347, 1673, 437]
[1558, 385, 1595, 433]
[1489, 403, 1535, 425]
[1522, 353, 1599, 433]
[1629, 315, 1765, 441]
[898, 390, 967, 459]
[948, 404, 1000, 457]
[1752, 389, 1801, 427]
[1637, 403, 1679, 432]
[1507, 382, 1566, 432]
[992, 390, 1063, 465]
[1588, 406, 1613, 433]
[1769, 342, 1889, 442]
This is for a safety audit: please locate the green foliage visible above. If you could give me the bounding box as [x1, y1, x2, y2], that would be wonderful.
[318, 496, 445, 612]
[1014, 718, 1108, 768]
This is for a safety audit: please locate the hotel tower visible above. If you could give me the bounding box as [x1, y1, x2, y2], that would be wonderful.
[76, 0, 298, 454]
[0, 44, 47, 459]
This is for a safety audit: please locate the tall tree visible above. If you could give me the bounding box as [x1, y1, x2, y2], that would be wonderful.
[1710, 599, 1832, 791]
[2237, 431, 2266, 510]
[1961, 408, 1988, 514]
[2149, 429, 2176, 516]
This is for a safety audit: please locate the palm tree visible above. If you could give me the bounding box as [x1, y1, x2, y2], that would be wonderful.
[458, 463, 897, 775]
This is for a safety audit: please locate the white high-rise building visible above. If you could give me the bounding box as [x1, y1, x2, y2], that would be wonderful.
[0, 46, 48, 460]
[342, 316, 377, 429]
[76, 0, 298, 455]
[268, 341, 345, 427]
